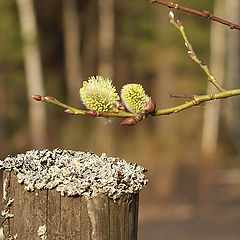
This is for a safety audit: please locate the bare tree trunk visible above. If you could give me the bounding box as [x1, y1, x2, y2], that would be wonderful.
[94, 0, 115, 154]
[201, 0, 226, 156]
[199, 0, 226, 199]
[225, 0, 240, 151]
[151, 7, 178, 200]
[63, 0, 82, 105]
[98, 0, 114, 77]
[16, 0, 47, 148]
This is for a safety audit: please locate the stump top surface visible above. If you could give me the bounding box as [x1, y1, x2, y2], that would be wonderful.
[0, 148, 148, 200]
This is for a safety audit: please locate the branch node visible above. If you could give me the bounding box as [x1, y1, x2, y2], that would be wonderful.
[86, 110, 100, 117]
[170, 2, 178, 9]
[200, 61, 206, 66]
[177, 20, 183, 27]
[45, 96, 56, 101]
[203, 10, 212, 19]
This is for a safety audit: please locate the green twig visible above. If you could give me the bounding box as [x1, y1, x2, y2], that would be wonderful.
[152, 89, 240, 116]
[32, 88, 240, 119]
[168, 11, 226, 92]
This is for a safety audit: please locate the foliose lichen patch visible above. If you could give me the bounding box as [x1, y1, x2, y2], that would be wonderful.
[0, 149, 148, 200]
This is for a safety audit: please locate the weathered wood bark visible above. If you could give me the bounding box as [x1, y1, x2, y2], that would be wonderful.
[1, 171, 139, 240]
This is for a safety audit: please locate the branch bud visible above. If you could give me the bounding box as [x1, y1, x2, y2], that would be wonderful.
[86, 110, 100, 117]
[188, 51, 195, 60]
[168, 11, 174, 21]
[146, 96, 156, 113]
[203, 10, 212, 18]
[32, 95, 42, 101]
[177, 20, 183, 27]
[64, 109, 75, 115]
[120, 117, 139, 126]
[45, 96, 56, 101]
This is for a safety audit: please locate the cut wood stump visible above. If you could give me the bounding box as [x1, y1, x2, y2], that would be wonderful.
[0, 149, 147, 240]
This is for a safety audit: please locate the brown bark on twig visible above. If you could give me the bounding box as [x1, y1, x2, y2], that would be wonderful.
[151, 0, 240, 30]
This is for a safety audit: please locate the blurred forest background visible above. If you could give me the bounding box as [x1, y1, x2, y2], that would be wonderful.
[0, 0, 240, 239]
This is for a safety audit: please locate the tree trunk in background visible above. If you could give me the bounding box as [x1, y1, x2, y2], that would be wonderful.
[16, 0, 47, 148]
[63, 0, 82, 105]
[151, 7, 178, 200]
[98, 0, 114, 77]
[225, 0, 240, 151]
[94, 0, 115, 154]
[199, 0, 226, 200]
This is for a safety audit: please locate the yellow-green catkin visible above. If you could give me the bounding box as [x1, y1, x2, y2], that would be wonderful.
[121, 84, 149, 115]
[79, 76, 120, 112]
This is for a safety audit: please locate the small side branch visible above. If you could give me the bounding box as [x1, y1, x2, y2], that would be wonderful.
[152, 89, 240, 116]
[151, 0, 240, 30]
[168, 12, 225, 92]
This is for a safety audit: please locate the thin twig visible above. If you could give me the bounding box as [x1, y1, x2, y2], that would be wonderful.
[168, 12, 225, 92]
[32, 88, 240, 119]
[153, 89, 240, 116]
[151, 0, 240, 30]
[169, 93, 195, 100]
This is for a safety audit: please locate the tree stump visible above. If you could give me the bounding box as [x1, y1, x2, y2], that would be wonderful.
[0, 149, 147, 240]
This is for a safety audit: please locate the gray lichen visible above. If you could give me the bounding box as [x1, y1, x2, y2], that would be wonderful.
[0, 149, 148, 200]
[38, 225, 47, 240]
[7, 198, 14, 207]
[1, 209, 14, 219]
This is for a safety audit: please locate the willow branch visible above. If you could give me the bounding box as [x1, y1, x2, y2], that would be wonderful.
[152, 89, 240, 116]
[168, 12, 225, 92]
[151, 0, 240, 30]
[32, 95, 134, 118]
[32, 89, 240, 119]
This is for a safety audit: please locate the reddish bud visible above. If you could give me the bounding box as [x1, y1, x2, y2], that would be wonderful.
[64, 109, 75, 115]
[32, 95, 42, 101]
[168, 11, 174, 21]
[203, 10, 212, 18]
[177, 20, 183, 27]
[45, 96, 56, 101]
[86, 110, 100, 117]
[188, 51, 195, 60]
[146, 96, 156, 113]
[120, 117, 138, 126]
